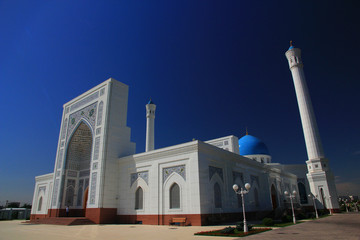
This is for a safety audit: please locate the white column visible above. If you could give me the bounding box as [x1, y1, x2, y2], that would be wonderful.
[285, 47, 324, 160]
[285, 43, 339, 211]
[145, 100, 156, 152]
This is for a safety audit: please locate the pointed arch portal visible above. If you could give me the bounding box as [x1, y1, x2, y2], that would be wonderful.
[62, 121, 92, 216]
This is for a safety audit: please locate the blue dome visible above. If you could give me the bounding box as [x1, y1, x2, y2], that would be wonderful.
[288, 46, 294, 50]
[238, 135, 270, 156]
[148, 99, 155, 104]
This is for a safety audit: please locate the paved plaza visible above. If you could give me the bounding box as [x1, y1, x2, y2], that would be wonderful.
[0, 213, 359, 240]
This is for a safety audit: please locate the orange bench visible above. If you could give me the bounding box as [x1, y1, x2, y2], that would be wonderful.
[169, 217, 187, 226]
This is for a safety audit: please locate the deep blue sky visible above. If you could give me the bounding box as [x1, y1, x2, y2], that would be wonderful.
[1, 1, 359, 205]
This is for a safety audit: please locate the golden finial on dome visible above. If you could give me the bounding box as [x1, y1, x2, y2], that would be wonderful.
[246, 127, 248, 135]
[290, 40, 293, 46]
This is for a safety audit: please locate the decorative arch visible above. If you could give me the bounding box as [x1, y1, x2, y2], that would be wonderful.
[130, 177, 149, 212]
[209, 172, 225, 211]
[163, 170, 186, 212]
[61, 121, 93, 210]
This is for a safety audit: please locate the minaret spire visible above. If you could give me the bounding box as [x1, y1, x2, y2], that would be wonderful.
[145, 98, 156, 152]
[285, 43, 339, 212]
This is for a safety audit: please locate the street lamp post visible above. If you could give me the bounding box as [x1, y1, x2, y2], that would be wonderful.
[284, 190, 297, 224]
[308, 194, 319, 219]
[233, 183, 251, 233]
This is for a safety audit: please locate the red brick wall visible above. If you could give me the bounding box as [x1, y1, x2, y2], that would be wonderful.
[85, 208, 117, 224]
[36, 209, 273, 226]
[117, 214, 202, 226]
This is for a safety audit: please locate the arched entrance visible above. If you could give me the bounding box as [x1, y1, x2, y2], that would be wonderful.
[62, 121, 92, 217]
[271, 185, 278, 210]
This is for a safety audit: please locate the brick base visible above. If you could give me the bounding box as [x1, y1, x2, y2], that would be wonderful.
[46, 208, 85, 218]
[116, 211, 269, 226]
[117, 214, 202, 226]
[30, 214, 47, 220]
[33, 208, 324, 226]
[85, 208, 117, 224]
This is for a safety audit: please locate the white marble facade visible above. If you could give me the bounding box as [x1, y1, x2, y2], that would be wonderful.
[31, 78, 314, 224]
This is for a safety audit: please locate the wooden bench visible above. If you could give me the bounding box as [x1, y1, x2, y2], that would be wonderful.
[169, 217, 187, 226]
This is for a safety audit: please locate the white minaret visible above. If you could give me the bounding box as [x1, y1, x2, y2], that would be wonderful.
[145, 99, 156, 152]
[285, 41, 339, 212]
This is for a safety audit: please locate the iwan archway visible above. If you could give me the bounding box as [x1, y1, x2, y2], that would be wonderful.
[61, 121, 92, 217]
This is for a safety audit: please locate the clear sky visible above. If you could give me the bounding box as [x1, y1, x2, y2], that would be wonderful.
[1, 1, 359, 205]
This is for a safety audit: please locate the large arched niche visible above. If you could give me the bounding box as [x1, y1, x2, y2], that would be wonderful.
[62, 121, 93, 215]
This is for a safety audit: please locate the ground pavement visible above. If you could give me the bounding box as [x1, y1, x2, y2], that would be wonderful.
[0, 213, 359, 240]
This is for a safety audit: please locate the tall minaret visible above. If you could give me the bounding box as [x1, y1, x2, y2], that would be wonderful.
[145, 99, 156, 152]
[285, 41, 339, 212]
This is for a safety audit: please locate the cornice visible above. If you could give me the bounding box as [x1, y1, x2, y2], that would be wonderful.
[119, 141, 199, 165]
[35, 173, 54, 181]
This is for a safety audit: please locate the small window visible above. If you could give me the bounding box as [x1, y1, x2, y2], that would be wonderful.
[135, 187, 143, 210]
[170, 183, 180, 209]
[37, 197, 43, 211]
[315, 164, 318, 168]
[224, 141, 228, 145]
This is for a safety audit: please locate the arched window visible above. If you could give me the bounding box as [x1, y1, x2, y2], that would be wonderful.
[37, 197, 43, 211]
[271, 184, 277, 210]
[170, 183, 180, 209]
[135, 187, 143, 210]
[254, 188, 260, 207]
[298, 182, 308, 204]
[214, 182, 222, 208]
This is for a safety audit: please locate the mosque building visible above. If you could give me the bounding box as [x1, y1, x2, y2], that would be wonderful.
[30, 44, 339, 225]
